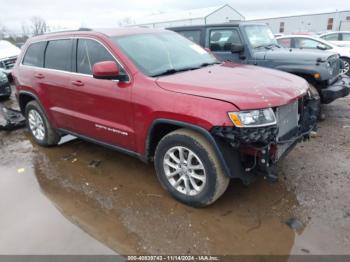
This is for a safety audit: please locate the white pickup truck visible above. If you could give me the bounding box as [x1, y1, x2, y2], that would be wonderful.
[0, 40, 20, 77]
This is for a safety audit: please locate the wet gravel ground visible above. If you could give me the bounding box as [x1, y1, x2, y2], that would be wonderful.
[0, 86, 349, 255]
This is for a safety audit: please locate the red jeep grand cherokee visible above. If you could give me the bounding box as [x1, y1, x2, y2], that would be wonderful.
[12, 28, 318, 207]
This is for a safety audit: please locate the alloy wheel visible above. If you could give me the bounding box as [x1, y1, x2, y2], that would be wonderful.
[341, 60, 350, 75]
[163, 146, 206, 196]
[28, 109, 45, 141]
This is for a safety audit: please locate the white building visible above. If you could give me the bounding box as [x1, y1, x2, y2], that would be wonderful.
[134, 4, 245, 28]
[249, 10, 350, 34]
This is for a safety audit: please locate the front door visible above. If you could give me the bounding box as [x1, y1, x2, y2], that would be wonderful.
[67, 38, 135, 150]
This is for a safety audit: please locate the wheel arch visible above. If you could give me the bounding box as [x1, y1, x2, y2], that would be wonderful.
[18, 91, 40, 115]
[144, 119, 231, 178]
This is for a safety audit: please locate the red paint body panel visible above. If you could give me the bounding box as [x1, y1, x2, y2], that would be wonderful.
[12, 28, 309, 157]
[156, 62, 309, 110]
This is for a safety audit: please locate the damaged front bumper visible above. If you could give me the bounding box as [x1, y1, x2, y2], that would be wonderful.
[211, 94, 319, 183]
[320, 75, 350, 104]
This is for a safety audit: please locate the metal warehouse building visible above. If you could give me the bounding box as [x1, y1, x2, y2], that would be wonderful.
[249, 10, 350, 34]
[134, 4, 245, 28]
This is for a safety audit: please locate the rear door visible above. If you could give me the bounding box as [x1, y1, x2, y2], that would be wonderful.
[207, 28, 244, 63]
[68, 38, 135, 150]
[41, 39, 75, 129]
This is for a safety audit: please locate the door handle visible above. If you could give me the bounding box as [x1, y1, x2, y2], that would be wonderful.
[34, 73, 45, 79]
[71, 80, 84, 87]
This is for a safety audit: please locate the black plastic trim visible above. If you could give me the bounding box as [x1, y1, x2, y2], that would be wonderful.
[146, 119, 232, 177]
[58, 128, 141, 159]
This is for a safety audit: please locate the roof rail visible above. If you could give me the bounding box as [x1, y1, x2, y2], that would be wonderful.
[43, 28, 92, 35]
[78, 27, 92, 31]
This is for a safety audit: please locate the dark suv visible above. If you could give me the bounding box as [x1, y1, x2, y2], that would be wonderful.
[169, 23, 350, 105]
[12, 28, 317, 207]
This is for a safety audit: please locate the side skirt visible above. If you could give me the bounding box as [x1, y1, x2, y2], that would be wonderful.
[58, 128, 146, 162]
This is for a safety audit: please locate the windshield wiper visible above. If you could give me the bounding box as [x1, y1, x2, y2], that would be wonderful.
[198, 62, 221, 68]
[267, 43, 281, 48]
[254, 43, 280, 50]
[254, 44, 272, 50]
[152, 62, 220, 77]
[152, 67, 196, 77]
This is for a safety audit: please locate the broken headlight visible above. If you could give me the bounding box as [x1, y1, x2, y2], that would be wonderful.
[228, 108, 277, 128]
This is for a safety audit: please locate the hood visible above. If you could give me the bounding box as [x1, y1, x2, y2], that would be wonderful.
[0, 41, 20, 59]
[156, 63, 309, 110]
[255, 47, 337, 63]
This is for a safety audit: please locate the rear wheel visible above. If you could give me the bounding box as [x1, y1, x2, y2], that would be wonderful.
[25, 101, 60, 147]
[154, 129, 230, 207]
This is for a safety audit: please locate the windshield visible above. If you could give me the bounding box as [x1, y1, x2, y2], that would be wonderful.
[112, 32, 218, 77]
[243, 25, 278, 48]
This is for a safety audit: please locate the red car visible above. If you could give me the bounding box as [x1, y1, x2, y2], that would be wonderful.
[12, 28, 317, 207]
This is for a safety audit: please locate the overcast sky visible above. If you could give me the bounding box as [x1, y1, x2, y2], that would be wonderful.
[1, 0, 350, 34]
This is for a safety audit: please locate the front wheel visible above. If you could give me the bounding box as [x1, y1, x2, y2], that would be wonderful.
[154, 129, 230, 207]
[341, 58, 350, 76]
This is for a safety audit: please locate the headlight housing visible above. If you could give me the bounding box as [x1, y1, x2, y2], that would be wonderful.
[228, 108, 277, 128]
[0, 73, 7, 83]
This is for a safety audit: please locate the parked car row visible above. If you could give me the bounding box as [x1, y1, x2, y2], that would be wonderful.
[169, 23, 350, 107]
[9, 23, 350, 207]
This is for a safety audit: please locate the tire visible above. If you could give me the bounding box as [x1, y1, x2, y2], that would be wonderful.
[25, 100, 60, 147]
[0, 95, 10, 101]
[308, 84, 325, 121]
[154, 128, 230, 207]
[341, 58, 350, 77]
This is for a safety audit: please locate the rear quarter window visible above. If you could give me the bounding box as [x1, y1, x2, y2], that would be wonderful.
[342, 33, 350, 41]
[45, 39, 73, 71]
[22, 42, 47, 67]
[321, 33, 339, 41]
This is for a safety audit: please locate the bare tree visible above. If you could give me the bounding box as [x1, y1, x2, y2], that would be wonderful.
[30, 16, 47, 36]
[118, 17, 134, 27]
[21, 22, 30, 37]
[0, 23, 8, 39]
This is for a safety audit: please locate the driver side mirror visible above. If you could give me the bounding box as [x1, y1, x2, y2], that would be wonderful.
[93, 61, 122, 80]
[231, 44, 244, 53]
[316, 44, 327, 51]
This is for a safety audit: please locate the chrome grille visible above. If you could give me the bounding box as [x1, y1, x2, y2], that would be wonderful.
[276, 100, 299, 139]
[0, 56, 17, 70]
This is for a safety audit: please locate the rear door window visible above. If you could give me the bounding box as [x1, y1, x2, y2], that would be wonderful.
[321, 33, 339, 41]
[44, 39, 73, 71]
[209, 29, 242, 52]
[342, 33, 350, 41]
[294, 38, 331, 50]
[77, 39, 123, 75]
[22, 42, 47, 67]
[177, 30, 201, 44]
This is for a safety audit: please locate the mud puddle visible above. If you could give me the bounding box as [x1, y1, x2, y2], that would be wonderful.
[0, 88, 349, 255]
